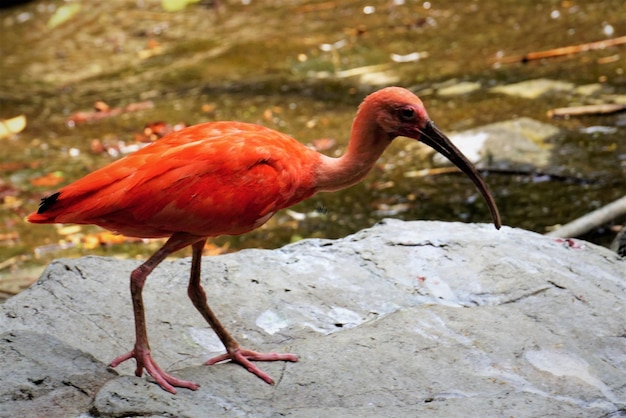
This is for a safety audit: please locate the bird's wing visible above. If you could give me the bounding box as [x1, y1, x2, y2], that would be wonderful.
[29, 122, 319, 238]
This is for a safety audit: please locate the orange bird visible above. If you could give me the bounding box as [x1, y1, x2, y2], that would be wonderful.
[28, 87, 501, 393]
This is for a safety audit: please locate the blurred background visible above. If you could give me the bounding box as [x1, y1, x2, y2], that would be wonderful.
[0, 0, 624, 299]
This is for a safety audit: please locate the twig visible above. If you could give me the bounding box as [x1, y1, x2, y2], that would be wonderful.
[0, 255, 27, 271]
[67, 101, 154, 125]
[545, 195, 626, 238]
[548, 103, 626, 119]
[497, 35, 626, 64]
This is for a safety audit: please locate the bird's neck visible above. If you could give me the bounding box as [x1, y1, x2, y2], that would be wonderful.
[315, 119, 390, 192]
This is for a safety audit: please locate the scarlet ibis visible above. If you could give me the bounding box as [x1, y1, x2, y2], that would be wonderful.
[27, 87, 501, 393]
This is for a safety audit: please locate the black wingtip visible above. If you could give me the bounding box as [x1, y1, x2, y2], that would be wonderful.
[37, 192, 61, 214]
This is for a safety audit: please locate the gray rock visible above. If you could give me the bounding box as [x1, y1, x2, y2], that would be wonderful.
[1, 220, 625, 417]
[490, 79, 576, 99]
[436, 80, 482, 96]
[0, 331, 116, 418]
[612, 226, 626, 257]
[433, 117, 559, 169]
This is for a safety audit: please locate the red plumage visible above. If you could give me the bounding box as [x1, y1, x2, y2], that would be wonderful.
[29, 121, 320, 237]
[27, 87, 500, 394]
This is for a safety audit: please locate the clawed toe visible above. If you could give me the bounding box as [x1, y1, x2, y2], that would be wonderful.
[110, 348, 199, 393]
[206, 348, 298, 384]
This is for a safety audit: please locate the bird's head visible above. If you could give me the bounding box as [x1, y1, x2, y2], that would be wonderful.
[363, 87, 502, 229]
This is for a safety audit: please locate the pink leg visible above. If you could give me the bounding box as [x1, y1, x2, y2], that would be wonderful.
[109, 232, 202, 394]
[187, 240, 298, 385]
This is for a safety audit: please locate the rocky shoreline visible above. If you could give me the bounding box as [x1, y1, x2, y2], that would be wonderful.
[1, 220, 624, 417]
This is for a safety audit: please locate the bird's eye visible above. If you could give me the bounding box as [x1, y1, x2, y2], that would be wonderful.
[399, 107, 416, 122]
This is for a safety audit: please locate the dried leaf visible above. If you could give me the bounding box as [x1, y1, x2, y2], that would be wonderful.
[1, 195, 22, 210]
[30, 172, 65, 187]
[47, 3, 81, 29]
[97, 231, 132, 245]
[0, 115, 26, 139]
[201, 103, 217, 113]
[203, 240, 230, 256]
[82, 234, 101, 250]
[56, 225, 82, 236]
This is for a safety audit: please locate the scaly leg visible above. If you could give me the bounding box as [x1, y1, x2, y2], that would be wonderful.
[187, 239, 298, 384]
[109, 232, 202, 393]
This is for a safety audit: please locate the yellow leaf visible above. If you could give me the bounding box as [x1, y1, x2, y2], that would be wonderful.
[56, 225, 82, 236]
[0, 115, 26, 139]
[82, 234, 101, 250]
[47, 4, 81, 29]
[162, 0, 201, 12]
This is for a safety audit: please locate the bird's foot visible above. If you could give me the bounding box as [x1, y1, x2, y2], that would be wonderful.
[206, 347, 298, 385]
[109, 347, 199, 394]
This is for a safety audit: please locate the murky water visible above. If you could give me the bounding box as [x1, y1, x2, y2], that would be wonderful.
[0, 0, 625, 292]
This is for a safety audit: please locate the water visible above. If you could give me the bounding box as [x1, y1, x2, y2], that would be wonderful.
[0, 0, 624, 292]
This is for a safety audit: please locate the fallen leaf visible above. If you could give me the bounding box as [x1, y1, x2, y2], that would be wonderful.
[142, 121, 174, 142]
[90, 138, 105, 154]
[162, 0, 201, 12]
[1, 195, 22, 210]
[56, 225, 82, 236]
[0, 115, 26, 139]
[201, 103, 217, 113]
[94, 100, 111, 112]
[97, 231, 134, 245]
[135, 121, 185, 143]
[202, 241, 230, 256]
[30, 172, 65, 187]
[82, 233, 101, 250]
[47, 3, 81, 29]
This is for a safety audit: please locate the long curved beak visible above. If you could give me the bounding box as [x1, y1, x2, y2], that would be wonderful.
[419, 121, 502, 229]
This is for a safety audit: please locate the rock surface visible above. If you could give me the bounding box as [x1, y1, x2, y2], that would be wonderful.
[1, 220, 625, 417]
[489, 78, 576, 99]
[435, 117, 559, 170]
